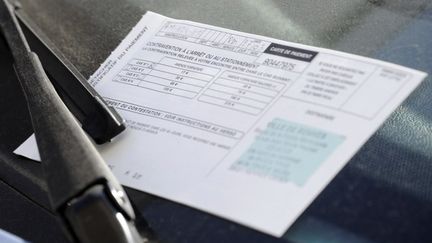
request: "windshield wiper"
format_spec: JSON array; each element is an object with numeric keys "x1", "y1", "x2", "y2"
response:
[{"x1": 0, "y1": 1, "x2": 156, "y2": 242}]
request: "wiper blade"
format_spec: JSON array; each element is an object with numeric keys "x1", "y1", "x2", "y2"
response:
[{"x1": 15, "y1": 7, "x2": 125, "y2": 144}]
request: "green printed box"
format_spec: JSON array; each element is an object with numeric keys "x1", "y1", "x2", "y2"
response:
[{"x1": 230, "y1": 119, "x2": 345, "y2": 186}]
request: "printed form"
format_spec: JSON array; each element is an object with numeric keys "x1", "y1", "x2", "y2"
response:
[{"x1": 16, "y1": 12, "x2": 427, "y2": 236}]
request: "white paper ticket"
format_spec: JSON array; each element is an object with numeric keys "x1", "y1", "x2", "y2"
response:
[{"x1": 15, "y1": 12, "x2": 427, "y2": 236}]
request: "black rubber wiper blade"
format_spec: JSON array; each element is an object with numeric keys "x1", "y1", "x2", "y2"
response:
[{"x1": 15, "y1": 8, "x2": 125, "y2": 144}]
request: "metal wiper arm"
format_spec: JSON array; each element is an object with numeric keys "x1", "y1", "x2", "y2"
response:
[{"x1": 0, "y1": 1, "x2": 154, "y2": 242}]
